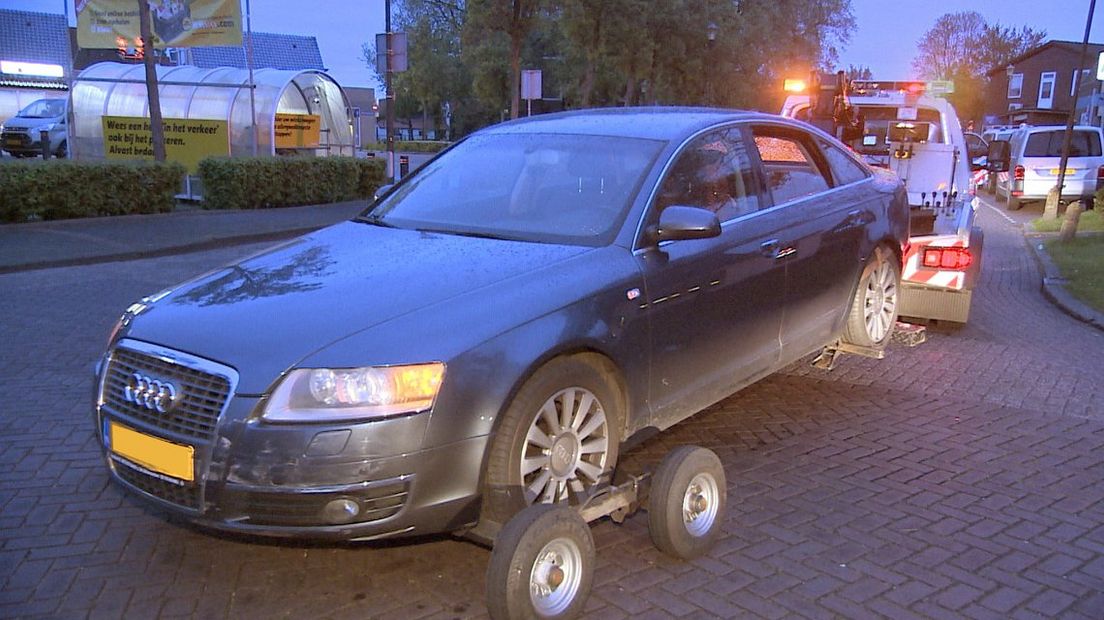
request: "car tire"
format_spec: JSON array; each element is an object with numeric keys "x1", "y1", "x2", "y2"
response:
[
  {"x1": 486, "y1": 504, "x2": 594, "y2": 620},
  {"x1": 648, "y1": 446, "x2": 726, "y2": 560},
  {"x1": 55, "y1": 140, "x2": 67, "y2": 159},
  {"x1": 482, "y1": 354, "x2": 622, "y2": 525},
  {"x1": 1008, "y1": 196, "x2": 1022, "y2": 210},
  {"x1": 842, "y1": 245, "x2": 900, "y2": 350}
]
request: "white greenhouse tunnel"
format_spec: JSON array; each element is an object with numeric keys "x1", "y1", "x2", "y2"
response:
[{"x1": 70, "y1": 62, "x2": 354, "y2": 160}]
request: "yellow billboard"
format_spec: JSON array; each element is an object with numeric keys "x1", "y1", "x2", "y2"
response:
[
  {"x1": 274, "y1": 114, "x2": 322, "y2": 149},
  {"x1": 102, "y1": 116, "x2": 229, "y2": 173},
  {"x1": 77, "y1": 0, "x2": 243, "y2": 49}
]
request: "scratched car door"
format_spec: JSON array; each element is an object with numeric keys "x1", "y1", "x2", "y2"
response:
[{"x1": 635, "y1": 126, "x2": 786, "y2": 430}]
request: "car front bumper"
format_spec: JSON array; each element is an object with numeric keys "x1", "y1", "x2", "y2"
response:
[{"x1": 94, "y1": 341, "x2": 488, "y2": 541}]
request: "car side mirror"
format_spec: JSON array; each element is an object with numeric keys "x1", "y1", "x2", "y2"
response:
[
  {"x1": 373, "y1": 183, "x2": 394, "y2": 202},
  {"x1": 646, "y1": 206, "x2": 721, "y2": 244},
  {"x1": 986, "y1": 140, "x2": 1011, "y2": 173}
]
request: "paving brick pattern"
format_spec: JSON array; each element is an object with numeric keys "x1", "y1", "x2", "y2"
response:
[{"x1": 2, "y1": 197, "x2": 1103, "y2": 618}]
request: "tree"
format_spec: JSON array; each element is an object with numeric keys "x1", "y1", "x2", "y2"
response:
[
  {"x1": 913, "y1": 12, "x2": 1046, "y2": 123},
  {"x1": 465, "y1": 0, "x2": 547, "y2": 119},
  {"x1": 362, "y1": 1, "x2": 467, "y2": 138}
]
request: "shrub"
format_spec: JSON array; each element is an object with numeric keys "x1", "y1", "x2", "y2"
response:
[
  {"x1": 362, "y1": 140, "x2": 449, "y2": 153},
  {"x1": 0, "y1": 160, "x2": 185, "y2": 222},
  {"x1": 198, "y1": 156, "x2": 387, "y2": 210}
]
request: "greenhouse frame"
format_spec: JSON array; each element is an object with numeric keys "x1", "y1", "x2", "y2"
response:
[{"x1": 70, "y1": 62, "x2": 355, "y2": 162}]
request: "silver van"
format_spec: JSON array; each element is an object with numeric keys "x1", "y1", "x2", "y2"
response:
[
  {"x1": 0, "y1": 98, "x2": 68, "y2": 158},
  {"x1": 995, "y1": 125, "x2": 1103, "y2": 210}
]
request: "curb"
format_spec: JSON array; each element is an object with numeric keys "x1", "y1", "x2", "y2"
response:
[
  {"x1": 1023, "y1": 233, "x2": 1104, "y2": 333},
  {"x1": 0, "y1": 227, "x2": 318, "y2": 274}
]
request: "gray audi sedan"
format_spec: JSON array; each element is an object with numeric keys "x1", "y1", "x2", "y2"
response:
[{"x1": 95, "y1": 108, "x2": 909, "y2": 542}]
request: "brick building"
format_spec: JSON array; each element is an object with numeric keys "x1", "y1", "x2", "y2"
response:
[{"x1": 983, "y1": 40, "x2": 1104, "y2": 127}]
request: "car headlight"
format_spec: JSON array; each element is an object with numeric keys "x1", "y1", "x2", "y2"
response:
[{"x1": 262, "y1": 363, "x2": 445, "y2": 423}]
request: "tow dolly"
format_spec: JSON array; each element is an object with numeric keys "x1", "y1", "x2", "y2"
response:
[
  {"x1": 811, "y1": 320, "x2": 928, "y2": 370},
  {"x1": 485, "y1": 445, "x2": 726, "y2": 619}
]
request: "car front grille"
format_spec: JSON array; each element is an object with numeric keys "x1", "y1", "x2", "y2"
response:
[
  {"x1": 113, "y1": 457, "x2": 201, "y2": 510},
  {"x1": 99, "y1": 340, "x2": 238, "y2": 511},
  {"x1": 101, "y1": 344, "x2": 233, "y2": 442}
]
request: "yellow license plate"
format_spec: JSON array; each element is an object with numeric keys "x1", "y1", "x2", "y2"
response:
[
  {"x1": 1049, "y1": 168, "x2": 1076, "y2": 175},
  {"x1": 110, "y1": 421, "x2": 194, "y2": 482}
]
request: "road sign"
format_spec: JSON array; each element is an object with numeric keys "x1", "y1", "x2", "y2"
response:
[
  {"x1": 376, "y1": 32, "x2": 408, "y2": 74},
  {"x1": 521, "y1": 70, "x2": 542, "y2": 100}
]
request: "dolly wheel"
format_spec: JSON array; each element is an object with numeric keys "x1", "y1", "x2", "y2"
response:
[
  {"x1": 486, "y1": 504, "x2": 594, "y2": 619},
  {"x1": 648, "y1": 446, "x2": 726, "y2": 560}
]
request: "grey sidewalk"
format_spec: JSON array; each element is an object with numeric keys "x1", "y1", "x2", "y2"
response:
[{"x1": 0, "y1": 200, "x2": 368, "y2": 273}]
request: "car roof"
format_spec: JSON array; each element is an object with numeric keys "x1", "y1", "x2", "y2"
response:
[{"x1": 477, "y1": 107, "x2": 777, "y2": 142}]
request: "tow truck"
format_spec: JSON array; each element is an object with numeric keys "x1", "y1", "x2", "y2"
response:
[{"x1": 781, "y1": 74, "x2": 984, "y2": 326}]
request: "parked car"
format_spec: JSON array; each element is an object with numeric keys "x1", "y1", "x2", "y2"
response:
[
  {"x1": 978, "y1": 127, "x2": 1018, "y2": 193},
  {"x1": 993, "y1": 125, "x2": 1104, "y2": 210},
  {"x1": 0, "y1": 98, "x2": 68, "y2": 158},
  {"x1": 94, "y1": 108, "x2": 909, "y2": 542}
]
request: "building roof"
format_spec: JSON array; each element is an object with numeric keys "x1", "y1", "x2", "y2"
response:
[
  {"x1": 986, "y1": 40, "x2": 1104, "y2": 76},
  {"x1": 190, "y1": 32, "x2": 325, "y2": 71},
  {"x1": 0, "y1": 9, "x2": 72, "y2": 85}
]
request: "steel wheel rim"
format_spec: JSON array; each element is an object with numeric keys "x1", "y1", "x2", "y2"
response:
[
  {"x1": 863, "y1": 259, "x2": 897, "y2": 342},
  {"x1": 682, "y1": 472, "x2": 720, "y2": 537},
  {"x1": 528, "y1": 537, "x2": 583, "y2": 615},
  {"x1": 520, "y1": 387, "x2": 610, "y2": 505}
]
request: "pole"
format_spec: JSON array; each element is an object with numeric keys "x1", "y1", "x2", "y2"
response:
[
  {"x1": 245, "y1": 0, "x2": 259, "y2": 156},
  {"x1": 137, "y1": 0, "x2": 166, "y2": 161},
  {"x1": 1055, "y1": 0, "x2": 1097, "y2": 201},
  {"x1": 64, "y1": 0, "x2": 75, "y2": 160},
  {"x1": 385, "y1": 0, "x2": 396, "y2": 181}
]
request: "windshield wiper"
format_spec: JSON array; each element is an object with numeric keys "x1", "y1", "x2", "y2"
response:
[
  {"x1": 415, "y1": 227, "x2": 513, "y2": 241},
  {"x1": 356, "y1": 214, "x2": 398, "y2": 228}
]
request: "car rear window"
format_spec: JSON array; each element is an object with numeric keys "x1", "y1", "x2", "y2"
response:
[{"x1": 1024, "y1": 130, "x2": 1102, "y2": 157}]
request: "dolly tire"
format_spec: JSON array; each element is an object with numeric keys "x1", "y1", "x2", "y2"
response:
[
  {"x1": 486, "y1": 504, "x2": 594, "y2": 620},
  {"x1": 648, "y1": 446, "x2": 726, "y2": 560}
]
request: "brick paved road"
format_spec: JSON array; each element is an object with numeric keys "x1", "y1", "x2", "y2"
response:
[{"x1": 2, "y1": 198, "x2": 1103, "y2": 618}]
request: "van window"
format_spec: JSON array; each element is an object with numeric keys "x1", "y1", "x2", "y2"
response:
[
  {"x1": 851, "y1": 106, "x2": 944, "y2": 156},
  {"x1": 1024, "y1": 130, "x2": 1102, "y2": 157}
]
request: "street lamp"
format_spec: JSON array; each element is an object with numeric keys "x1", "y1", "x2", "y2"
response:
[{"x1": 706, "y1": 22, "x2": 718, "y2": 105}]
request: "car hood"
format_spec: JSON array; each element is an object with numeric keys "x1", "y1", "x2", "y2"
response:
[
  {"x1": 3, "y1": 116, "x2": 61, "y2": 130},
  {"x1": 124, "y1": 221, "x2": 594, "y2": 393}
]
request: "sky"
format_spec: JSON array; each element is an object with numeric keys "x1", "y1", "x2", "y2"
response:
[{"x1": 6, "y1": 0, "x2": 1104, "y2": 90}]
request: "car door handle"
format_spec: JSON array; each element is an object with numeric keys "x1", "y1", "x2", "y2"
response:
[{"x1": 760, "y1": 239, "x2": 780, "y2": 257}]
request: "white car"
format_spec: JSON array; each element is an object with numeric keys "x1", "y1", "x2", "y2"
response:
[{"x1": 994, "y1": 125, "x2": 1104, "y2": 210}]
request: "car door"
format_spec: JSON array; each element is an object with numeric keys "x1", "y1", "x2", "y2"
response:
[
  {"x1": 747, "y1": 125, "x2": 868, "y2": 363},
  {"x1": 634, "y1": 126, "x2": 786, "y2": 430}
]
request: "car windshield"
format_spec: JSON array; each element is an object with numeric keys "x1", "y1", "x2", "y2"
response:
[
  {"x1": 362, "y1": 133, "x2": 663, "y2": 246},
  {"x1": 17, "y1": 99, "x2": 66, "y2": 119},
  {"x1": 1024, "y1": 130, "x2": 1102, "y2": 157}
]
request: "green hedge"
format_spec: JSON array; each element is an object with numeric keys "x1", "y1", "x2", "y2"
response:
[
  {"x1": 362, "y1": 140, "x2": 449, "y2": 153},
  {"x1": 0, "y1": 160, "x2": 185, "y2": 222},
  {"x1": 199, "y1": 156, "x2": 387, "y2": 210}
]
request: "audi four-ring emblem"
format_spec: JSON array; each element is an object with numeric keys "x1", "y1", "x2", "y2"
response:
[{"x1": 123, "y1": 372, "x2": 178, "y2": 413}]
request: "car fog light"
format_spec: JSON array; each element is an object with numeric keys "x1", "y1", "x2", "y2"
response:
[{"x1": 322, "y1": 498, "x2": 360, "y2": 524}]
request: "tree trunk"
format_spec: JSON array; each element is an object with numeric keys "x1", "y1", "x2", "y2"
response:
[{"x1": 137, "y1": 0, "x2": 166, "y2": 161}]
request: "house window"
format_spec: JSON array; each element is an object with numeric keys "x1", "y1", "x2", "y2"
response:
[
  {"x1": 1038, "y1": 72, "x2": 1057, "y2": 109},
  {"x1": 1008, "y1": 73, "x2": 1023, "y2": 99}
]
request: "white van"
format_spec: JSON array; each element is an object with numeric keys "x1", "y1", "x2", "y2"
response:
[{"x1": 994, "y1": 125, "x2": 1104, "y2": 210}]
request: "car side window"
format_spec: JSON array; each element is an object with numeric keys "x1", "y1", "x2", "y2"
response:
[
  {"x1": 751, "y1": 128, "x2": 831, "y2": 204},
  {"x1": 819, "y1": 140, "x2": 870, "y2": 186},
  {"x1": 655, "y1": 128, "x2": 761, "y2": 222}
]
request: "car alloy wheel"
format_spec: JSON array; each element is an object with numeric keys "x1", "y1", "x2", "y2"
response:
[
  {"x1": 862, "y1": 256, "x2": 898, "y2": 343},
  {"x1": 520, "y1": 387, "x2": 610, "y2": 504}
]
